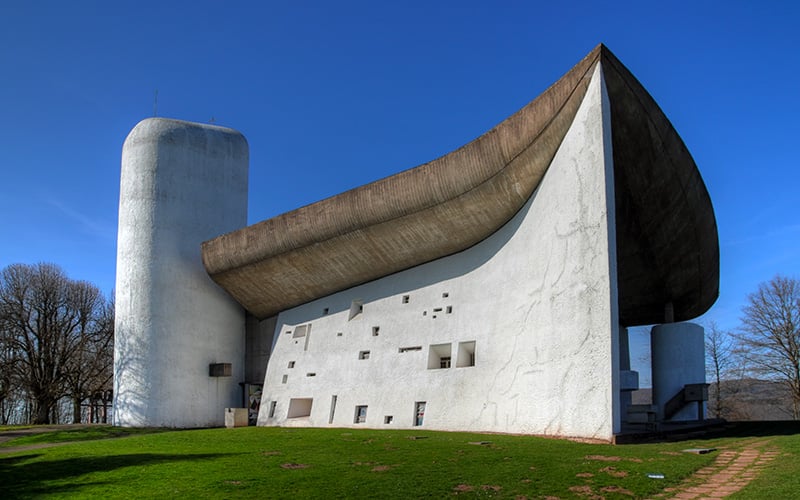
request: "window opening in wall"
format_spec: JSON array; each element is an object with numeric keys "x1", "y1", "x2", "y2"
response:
[
  {"x1": 304, "y1": 329, "x2": 312, "y2": 351},
  {"x1": 384, "y1": 415, "x2": 393, "y2": 424},
  {"x1": 457, "y1": 341, "x2": 476, "y2": 367},
  {"x1": 337, "y1": 332, "x2": 343, "y2": 337},
  {"x1": 288, "y1": 361, "x2": 295, "y2": 368},
  {"x1": 293, "y1": 325, "x2": 309, "y2": 338},
  {"x1": 282, "y1": 374, "x2": 288, "y2": 384},
  {"x1": 323, "y1": 307, "x2": 329, "y2": 315},
  {"x1": 414, "y1": 401, "x2": 426, "y2": 426},
  {"x1": 372, "y1": 326, "x2": 380, "y2": 336},
  {"x1": 428, "y1": 343, "x2": 452, "y2": 369},
  {"x1": 402, "y1": 295, "x2": 410, "y2": 304},
  {"x1": 354, "y1": 405, "x2": 368, "y2": 424},
  {"x1": 285, "y1": 330, "x2": 292, "y2": 335},
  {"x1": 349, "y1": 300, "x2": 364, "y2": 320},
  {"x1": 358, "y1": 350, "x2": 370, "y2": 360},
  {"x1": 398, "y1": 346, "x2": 422, "y2": 353},
  {"x1": 423, "y1": 311, "x2": 427, "y2": 316},
  {"x1": 329, "y1": 395, "x2": 337, "y2": 424},
  {"x1": 446, "y1": 306, "x2": 453, "y2": 314},
  {"x1": 287, "y1": 398, "x2": 313, "y2": 418},
  {"x1": 268, "y1": 401, "x2": 277, "y2": 418},
  {"x1": 442, "y1": 292, "x2": 449, "y2": 298},
  {"x1": 433, "y1": 308, "x2": 442, "y2": 313},
  {"x1": 306, "y1": 372, "x2": 316, "y2": 377}
]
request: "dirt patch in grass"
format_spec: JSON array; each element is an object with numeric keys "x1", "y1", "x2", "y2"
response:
[
  {"x1": 576, "y1": 472, "x2": 594, "y2": 478},
  {"x1": 371, "y1": 465, "x2": 391, "y2": 472},
  {"x1": 569, "y1": 484, "x2": 602, "y2": 499},
  {"x1": 280, "y1": 463, "x2": 309, "y2": 469},
  {"x1": 584, "y1": 454, "x2": 622, "y2": 462},
  {"x1": 600, "y1": 485, "x2": 634, "y2": 496},
  {"x1": 599, "y1": 466, "x2": 628, "y2": 477},
  {"x1": 453, "y1": 484, "x2": 474, "y2": 493}
]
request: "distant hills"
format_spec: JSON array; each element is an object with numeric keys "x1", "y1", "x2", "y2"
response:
[{"x1": 632, "y1": 379, "x2": 795, "y2": 421}]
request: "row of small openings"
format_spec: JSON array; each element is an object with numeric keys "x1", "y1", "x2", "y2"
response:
[
  {"x1": 403, "y1": 291, "x2": 448, "y2": 304},
  {"x1": 353, "y1": 402, "x2": 426, "y2": 426},
  {"x1": 423, "y1": 306, "x2": 453, "y2": 318}
]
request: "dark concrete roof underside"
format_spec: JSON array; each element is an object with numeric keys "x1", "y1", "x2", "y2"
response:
[{"x1": 202, "y1": 44, "x2": 719, "y2": 325}]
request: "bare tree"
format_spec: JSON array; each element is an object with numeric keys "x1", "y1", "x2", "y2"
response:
[
  {"x1": 739, "y1": 275, "x2": 800, "y2": 419},
  {"x1": 63, "y1": 294, "x2": 114, "y2": 423},
  {"x1": 0, "y1": 263, "x2": 108, "y2": 424},
  {"x1": 705, "y1": 321, "x2": 734, "y2": 418}
]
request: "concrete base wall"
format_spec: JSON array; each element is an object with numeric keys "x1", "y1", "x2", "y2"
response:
[
  {"x1": 258, "y1": 64, "x2": 620, "y2": 440},
  {"x1": 114, "y1": 118, "x2": 248, "y2": 428}
]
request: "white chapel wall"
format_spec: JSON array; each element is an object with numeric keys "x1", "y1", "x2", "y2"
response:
[{"x1": 258, "y1": 64, "x2": 621, "y2": 440}]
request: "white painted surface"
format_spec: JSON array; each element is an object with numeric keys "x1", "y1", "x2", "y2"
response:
[
  {"x1": 651, "y1": 322, "x2": 706, "y2": 421},
  {"x1": 114, "y1": 118, "x2": 248, "y2": 427},
  {"x1": 258, "y1": 64, "x2": 621, "y2": 440}
]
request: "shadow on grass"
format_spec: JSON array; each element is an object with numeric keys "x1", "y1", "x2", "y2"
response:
[
  {"x1": 700, "y1": 421, "x2": 800, "y2": 440},
  {"x1": 0, "y1": 452, "x2": 237, "y2": 497}
]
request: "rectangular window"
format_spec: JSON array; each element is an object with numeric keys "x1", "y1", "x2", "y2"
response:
[
  {"x1": 287, "y1": 398, "x2": 313, "y2": 418},
  {"x1": 358, "y1": 350, "x2": 370, "y2": 360},
  {"x1": 427, "y1": 343, "x2": 452, "y2": 369},
  {"x1": 329, "y1": 395, "x2": 337, "y2": 424},
  {"x1": 323, "y1": 307, "x2": 329, "y2": 315},
  {"x1": 354, "y1": 405, "x2": 368, "y2": 424},
  {"x1": 293, "y1": 325, "x2": 309, "y2": 338},
  {"x1": 457, "y1": 341, "x2": 476, "y2": 367},
  {"x1": 282, "y1": 374, "x2": 288, "y2": 384},
  {"x1": 268, "y1": 401, "x2": 277, "y2": 418},
  {"x1": 402, "y1": 295, "x2": 410, "y2": 304},
  {"x1": 398, "y1": 346, "x2": 422, "y2": 353},
  {"x1": 349, "y1": 300, "x2": 364, "y2": 320},
  {"x1": 288, "y1": 361, "x2": 295, "y2": 368},
  {"x1": 414, "y1": 401, "x2": 426, "y2": 426},
  {"x1": 306, "y1": 372, "x2": 316, "y2": 377},
  {"x1": 384, "y1": 415, "x2": 393, "y2": 424},
  {"x1": 372, "y1": 326, "x2": 380, "y2": 336}
]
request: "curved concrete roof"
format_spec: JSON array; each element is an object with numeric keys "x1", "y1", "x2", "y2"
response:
[{"x1": 202, "y1": 44, "x2": 719, "y2": 325}]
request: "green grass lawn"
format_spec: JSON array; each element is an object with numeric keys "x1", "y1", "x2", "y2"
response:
[{"x1": 1, "y1": 424, "x2": 797, "y2": 499}]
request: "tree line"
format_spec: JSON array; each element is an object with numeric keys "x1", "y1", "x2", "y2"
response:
[
  {"x1": 0, "y1": 263, "x2": 113, "y2": 425},
  {"x1": 706, "y1": 274, "x2": 800, "y2": 420}
]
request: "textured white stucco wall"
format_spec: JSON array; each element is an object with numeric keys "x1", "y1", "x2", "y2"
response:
[
  {"x1": 114, "y1": 118, "x2": 248, "y2": 427},
  {"x1": 258, "y1": 64, "x2": 621, "y2": 440}
]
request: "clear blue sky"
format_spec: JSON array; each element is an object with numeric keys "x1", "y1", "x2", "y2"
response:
[{"x1": 1, "y1": 2, "x2": 798, "y2": 380}]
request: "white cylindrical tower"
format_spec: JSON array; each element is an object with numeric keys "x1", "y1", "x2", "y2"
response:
[
  {"x1": 651, "y1": 322, "x2": 705, "y2": 421},
  {"x1": 114, "y1": 118, "x2": 248, "y2": 427}
]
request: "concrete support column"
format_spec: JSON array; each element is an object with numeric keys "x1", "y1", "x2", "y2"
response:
[{"x1": 650, "y1": 322, "x2": 705, "y2": 421}]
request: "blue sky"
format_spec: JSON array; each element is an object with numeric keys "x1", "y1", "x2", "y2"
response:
[{"x1": 1, "y1": 2, "x2": 798, "y2": 380}]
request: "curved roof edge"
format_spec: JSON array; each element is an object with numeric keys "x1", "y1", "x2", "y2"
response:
[{"x1": 202, "y1": 44, "x2": 719, "y2": 323}]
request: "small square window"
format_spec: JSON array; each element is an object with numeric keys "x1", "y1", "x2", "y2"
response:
[
  {"x1": 323, "y1": 307, "x2": 329, "y2": 315},
  {"x1": 337, "y1": 332, "x2": 343, "y2": 337},
  {"x1": 446, "y1": 306, "x2": 452, "y2": 314},
  {"x1": 282, "y1": 374, "x2": 288, "y2": 384},
  {"x1": 440, "y1": 356, "x2": 451, "y2": 369},
  {"x1": 288, "y1": 361, "x2": 295, "y2": 368},
  {"x1": 372, "y1": 326, "x2": 380, "y2": 336},
  {"x1": 384, "y1": 415, "x2": 393, "y2": 424},
  {"x1": 402, "y1": 295, "x2": 410, "y2": 304},
  {"x1": 442, "y1": 292, "x2": 449, "y2": 298},
  {"x1": 358, "y1": 350, "x2": 370, "y2": 360}
]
